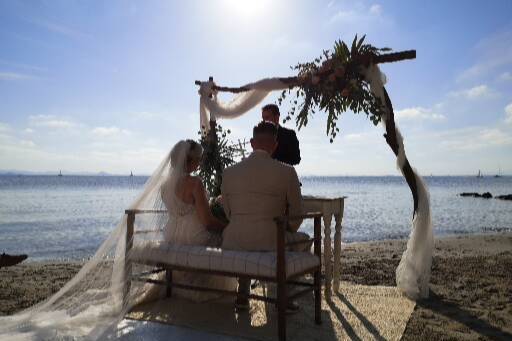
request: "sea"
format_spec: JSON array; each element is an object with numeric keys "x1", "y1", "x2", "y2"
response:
[{"x1": 1, "y1": 175, "x2": 511, "y2": 262}]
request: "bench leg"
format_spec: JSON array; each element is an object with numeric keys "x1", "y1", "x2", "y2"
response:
[
  {"x1": 166, "y1": 269, "x2": 173, "y2": 298},
  {"x1": 314, "y1": 269, "x2": 322, "y2": 325},
  {"x1": 277, "y1": 278, "x2": 287, "y2": 341}
]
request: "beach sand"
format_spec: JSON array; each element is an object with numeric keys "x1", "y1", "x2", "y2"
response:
[{"x1": 1, "y1": 233, "x2": 511, "y2": 340}]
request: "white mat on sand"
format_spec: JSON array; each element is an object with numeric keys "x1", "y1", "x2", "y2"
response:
[{"x1": 127, "y1": 282, "x2": 415, "y2": 341}]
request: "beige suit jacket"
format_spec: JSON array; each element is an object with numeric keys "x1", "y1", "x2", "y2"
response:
[{"x1": 221, "y1": 150, "x2": 303, "y2": 251}]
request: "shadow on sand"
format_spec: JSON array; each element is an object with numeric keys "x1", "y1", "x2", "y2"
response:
[{"x1": 413, "y1": 290, "x2": 512, "y2": 340}]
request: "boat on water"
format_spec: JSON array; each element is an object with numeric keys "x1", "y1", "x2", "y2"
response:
[
  {"x1": 58, "y1": 170, "x2": 63, "y2": 177},
  {"x1": 130, "y1": 171, "x2": 133, "y2": 177},
  {"x1": 494, "y1": 166, "x2": 502, "y2": 178},
  {"x1": 476, "y1": 170, "x2": 483, "y2": 178}
]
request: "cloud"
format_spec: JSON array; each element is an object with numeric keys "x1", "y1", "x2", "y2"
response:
[
  {"x1": 449, "y1": 84, "x2": 497, "y2": 100},
  {"x1": 29, "y1": 115, "x2": 76, "y2": 129},
  {"x1": 369, "y1": 4, "x2": 382, "y2": 15},
  {"x1": 505, "y1": 103, "x2": 512, "y2": 125},
  {"x1": 0, "y1": 72, "x2": 36, "y2": 81},
  {"x1": 29, "y1": 19, "x2": 91, "y2": 39},
  {"x1": 328, "y1": 3, "x2": 388, "y2": 26},
  {"x1": 0, "y1": 59, "x2": 48, "y2": 73},
  {"x1": 91, "y1": 126, "x2": 130, "y2": 137},
  {"x1": 498, "y1": 71, "x2": 512, "y2": 82},
  {"x1": 438, "y1": 126, "x2": 512, "y2": 151},
  {"x1": 396, "y1": 107, "x2": 445, "y2": 121},
  {"x1": 19, "y1": 140, "x2": 36, "y2": 148},
  {"x1": 23, "y1": 128, "x2": 34, "y2": 133},
  {"x1": 457, "y1": 30, "x2": 512, "y2": 82},
  {"x1": 0, "y1": 122, "x2": 12, "y2": 133}
]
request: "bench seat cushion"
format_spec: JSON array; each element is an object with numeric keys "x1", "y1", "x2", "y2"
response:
[{"x1": 130, "y1": 241, "x2": 320, "y2": 279}]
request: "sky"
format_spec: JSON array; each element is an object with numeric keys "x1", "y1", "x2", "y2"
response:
[{"x1": 1, "y1": 0, "x2": 511, "y2": 176}]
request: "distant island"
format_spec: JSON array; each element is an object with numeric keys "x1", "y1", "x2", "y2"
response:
[{"x1": 0, "y1": 170, "x2": 144, "y2": 176}]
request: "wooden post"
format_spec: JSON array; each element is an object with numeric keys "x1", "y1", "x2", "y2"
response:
[
  {"x1": 314, "y1": 216, "x2": 322, "y2": 325},
  {"x1": 124, "y1": 211, "x2": 135, "y2": 307},
  {"x1": 276, "y1": 217, "x2": 287, "y2": 341},
  {"x1": 166, "y1": 269, "x2": 173, "y2": 298},
  {"x1": 194, "y1": 50, "x2": 416, "y2": 93},
  {"x1": 333, "y1": 199, "x2": 344, "y2": 292}
]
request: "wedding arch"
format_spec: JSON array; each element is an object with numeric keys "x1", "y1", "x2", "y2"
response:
[{"x1": 195, "y1": 36, "x2": 433, "y2": 300}]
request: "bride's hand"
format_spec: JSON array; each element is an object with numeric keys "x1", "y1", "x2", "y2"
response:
[{"x1": 215, "y1": 195, "x2": 223, "y2": 206}]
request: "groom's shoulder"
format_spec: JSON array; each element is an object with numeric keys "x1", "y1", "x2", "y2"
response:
[
  {"x1": 270, "y1": 157, "x2": 297, "y2": 175},
  {"x1": 278, "y1": 125, "x2": 297, "y2": 136}
]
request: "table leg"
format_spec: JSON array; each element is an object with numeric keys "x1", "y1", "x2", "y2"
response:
[
  {"x1": 322, "y1": 213, "x2": 333, "y2": 298},
  {"x1": 333, "y1": 213, "x2": 343, "y2": 292}
]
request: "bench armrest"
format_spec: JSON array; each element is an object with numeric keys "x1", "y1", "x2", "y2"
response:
[{"x1": 273, "y1": 211, "x2": 323, "y2": 224}]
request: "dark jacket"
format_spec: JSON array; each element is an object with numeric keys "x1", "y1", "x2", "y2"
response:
[{"x1": 272, "y1": 125, "x2": 301, "y2": 166}]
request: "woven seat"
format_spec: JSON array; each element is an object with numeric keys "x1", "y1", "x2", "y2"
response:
[{"x1": 130, "y1": 240, "x2": 320, "y2": 279}]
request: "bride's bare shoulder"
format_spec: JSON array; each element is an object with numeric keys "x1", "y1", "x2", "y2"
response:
[{"x1": 186, "y1": 175, "x2": 204, "y2": 189}]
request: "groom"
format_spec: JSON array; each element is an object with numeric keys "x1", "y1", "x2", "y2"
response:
[
  {"x1": 221, "y1": 121, "x2": 306, "y2": 308},
  {"x1": 261, "y1": 104, "x2": 301, "y2": 166}
]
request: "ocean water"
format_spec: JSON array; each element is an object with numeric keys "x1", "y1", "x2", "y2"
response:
[{"x1": 1, "y1": 175, "x2": 511, "y2": 261}]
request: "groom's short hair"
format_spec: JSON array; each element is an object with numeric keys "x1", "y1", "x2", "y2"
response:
[
  {"x1": 253, "y1": 121, "x2": 277, "y2": 140},
  {"x1": 262, "y1": 104, "x2": 280, "y2": 117}
]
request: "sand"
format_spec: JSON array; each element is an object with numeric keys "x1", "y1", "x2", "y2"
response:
[{"x1": 1, "y1": 233, "x2": 511, "y2": 340}]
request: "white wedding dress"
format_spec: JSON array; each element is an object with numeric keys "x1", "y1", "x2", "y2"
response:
[
  {"x1": 161, "y1": 178, "x2": 215, "y2": 246},
  {"x1": 158, "y1": 175, "x2": 236, "y2": 302}
]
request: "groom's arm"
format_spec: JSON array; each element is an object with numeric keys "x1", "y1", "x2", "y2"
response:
[
  {"x1": 287, "y1": 129, "x2": 301, "y2": 166},
  {"x1": 286, "y1": 167, "x2": 303, "y2": 231},
  {"x1": 221, "y1": 178, "x2": 231, "y2": 219}
]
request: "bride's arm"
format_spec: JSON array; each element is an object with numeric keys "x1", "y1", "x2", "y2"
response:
[{"x1": 192, "y1": 179, "x2": 227, "y2": 231}]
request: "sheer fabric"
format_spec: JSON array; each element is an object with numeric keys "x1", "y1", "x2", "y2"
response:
[
  {"x1": 199, "y1": 78, "x2": 289, "y2": 133},
  {"x1": 0, "y1": 145, "x2": 181, "y2": 339}
]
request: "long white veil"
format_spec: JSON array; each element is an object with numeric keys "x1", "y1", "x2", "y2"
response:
[{"x1": 0, "y1": 142, "x2": 191, "y2": 340}]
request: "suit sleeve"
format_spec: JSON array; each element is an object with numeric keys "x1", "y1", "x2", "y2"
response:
[
  {"x1": 287, "y1": 167, "x2": 303, "y2": 231},
  {"x1": 289, "y1": 130, "x2": 301, "y2": 165}
]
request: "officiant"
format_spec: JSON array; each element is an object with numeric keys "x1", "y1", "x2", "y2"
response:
[{"x1": 261, "y1": 104, "x2": 301, "y2": 166}]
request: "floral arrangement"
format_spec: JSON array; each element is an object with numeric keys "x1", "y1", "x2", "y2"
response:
[
  {"x1": 198, "y1": 123, "x2": 238, "y2": 197},
  {"x1": 278, "y1": 35, "x2": 391, "y2": 142}
]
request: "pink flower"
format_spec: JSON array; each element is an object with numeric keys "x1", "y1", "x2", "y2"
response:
[{"x1": 335, "y1": 67, "x2": 345, "y2": 77}]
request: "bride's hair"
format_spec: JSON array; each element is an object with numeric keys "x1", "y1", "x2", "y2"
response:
[
  {"x1": 170, "y1": 139, "x2": 203, "y2": 170},
  {"x1": 185, "y1": 139, "x2": 202, "y2": 165}
]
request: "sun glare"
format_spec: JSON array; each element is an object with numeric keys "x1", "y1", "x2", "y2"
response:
[{"x1": 222, "y1": 0, "x2": 271, "y2": 18}]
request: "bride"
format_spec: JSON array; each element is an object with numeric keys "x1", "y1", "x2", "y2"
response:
[
  {"x1": 162, "y1": 139, "x2": 226, "y2": 246},
  {"x1": 157, "y1": 139, "x2": 237, "y2": 301},
  {"x1": 0, "y1": 139, "x2": 236, "y2": 340}
]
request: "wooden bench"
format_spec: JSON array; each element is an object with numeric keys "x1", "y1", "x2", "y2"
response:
[{"x1": 123, "y1": 209, "x2": 323, "y2": 341}]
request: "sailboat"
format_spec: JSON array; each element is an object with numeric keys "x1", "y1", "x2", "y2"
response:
[
  {"x1": 476, "y1": 170, "x2": 483, "y2": 178},
  {"x1": 130, "y1": 171, "x2": 133, "y2": 177},
  {"x1": 58, "y1": 170, "x2": 63, "y2": 177},
  {"x1": 494, "y1": 166, "x2": 502, "y2": 178}
]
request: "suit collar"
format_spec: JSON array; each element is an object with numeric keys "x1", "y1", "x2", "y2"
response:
[{"x1": 250, "y1": 150, "x2": 271, "y2": 158}]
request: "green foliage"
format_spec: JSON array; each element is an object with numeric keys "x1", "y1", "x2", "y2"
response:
[
  {"x1": 209, "y1": 199, "x2": 229, "y2": 224},
  {"x1": 278, "y1": 35, "x2": 390, "y2": 143},
  {"x1": 198, "y1": 123, "x2": 238, "y2": 197}
]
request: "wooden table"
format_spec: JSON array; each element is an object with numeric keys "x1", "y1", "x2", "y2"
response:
[{"x1": 302, "y1": 196, "x2": 346, "y2": 298}]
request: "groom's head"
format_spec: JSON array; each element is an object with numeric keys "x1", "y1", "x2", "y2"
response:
[{"x1": 251, "y1": 121, "x2": 278, "y2": 155}]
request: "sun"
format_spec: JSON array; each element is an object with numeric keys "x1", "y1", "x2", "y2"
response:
[{"x1": 222, "y1": 0, "x2": 271, "y2": 18}]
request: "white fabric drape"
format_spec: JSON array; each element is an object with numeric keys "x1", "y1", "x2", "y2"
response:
[
  {"x1": 363, "y1": 64, "x2": 433, "y2": 299},
  {"x1": 198, "y1": 77, "x2": 289, "y2": 133},
  {"x1": 199, "y1": 68, "x2": 433, "y2": 300}
]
